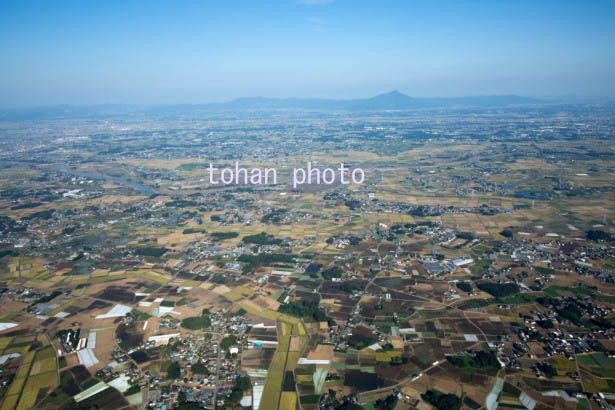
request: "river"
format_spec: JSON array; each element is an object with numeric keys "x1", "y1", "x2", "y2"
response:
[{"x1": 57, "y1": 165, "x2": 156, "y2": 195}]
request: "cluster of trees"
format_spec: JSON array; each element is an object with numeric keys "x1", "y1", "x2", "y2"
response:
[
  {"x1": 534, "y1": 266, "x2": 554, "y2": 275},
  {"x1": 447, "y1": 350, "x2": 500, "y2": 370},
  {"x1": 587, "y1": 230, "x2": 614, "y2": 242},
  {"x1": 500, "y1": 229, "x2": 513, "y2": 238},
  {"x1": 536, "y1": 296, "x2": 558, "y2": 307},
  {"x1": 389, "y1": 355, "x2": 403, "y2": 365},
  {"x1": 536, "y1": 296, "x2": 586, "y2": 326},
  {"x1": 374, "y1": 394, "x2": 398, "y2": 410},
  {"x1": 278, "y1": 300, "x2": 330, "y2": 323},
  {"x1": 11, "y1": 202, "x2": 43, "y2": 210},
  {"x1": 476, "y1": 282, "x2": 519, "y2": 298},
  {"x1": 388, "y1": 224, "x2": 405, "y2": 235},
  {"x1": 347, "y1": 334, "x2": 377, "y2": 350},
  {"x1": 456, "y1": 232, "x2": 475, "y2": 240},
  {"x1": 191, "y1": 362, "x2": 209, "y2": 375},
  {"x1": 344, "y1": 200, "x2": 362, "y2": 210},
  {"x1": 229, "y1": 376, "x2": 251, "y2": 403},
  {"x1": 167, "y1": 361, "x2": 182, "y2": 380},
  {"x1": 35, "y1": 290, "x2": 62, "y2": 304},
  {"x1": 166, "y1": 199, "x2": 199, "y2": 208},
  {"x1": 456, "y1": 282, "x2": 472, "y2": 293},
  {"x1": 555, "y1": 303, "x2": 584, "y2": 326},
  {"x1": 409, "y1": 205, "x2": 442, "y2": 217},
  {"x1": 421, "y1": 389, "x2": 462, "y2": 410},
  {"x1": 129, "y1": 309, "x2": 151, "y2": 321},
  {"x1": 23, "y1": 209, "x2": 54, "y2": 220},
  {"x1": 405, "y1": 221, "x2": 437, "y2": 229},
  {"x1": 261, "y1": 208, "x2": 288, "y2": 223},
  {"x1": 221, "y1": 335, "x2": 238, "y2": 351},
  {"x1": 181, "y1": 312, "x2": 212, "y2": 330},
  {"x1": 379, "y1": 343, "x2": 394, "y2": 352},
  {"x1": 537, "y1": 319, "x2": 554, "y2": 329},
  {"x1": 62, "y1": 226, "x2": 77, "y2": 235},
  {"x1": 176, "y1": 163, "x2": 204, "y2": 171},
  {"x1": 339, "y1": 283, "x2": 363, "y2": 294},
  {"x1": 0, "y1": 249, "x2": 19, "y2": 258},
  {"x1": 182, "y1": 227, "x2": 207, "y2": 234},
  {"x1": 536, "y1": 362, "x2": 558, "y2": 378},
  {"x1": 238, "y1": 253, "x2": 295, "y2": 273},
  {"x1": 322, "y1": 266, "x2": 343, "y2": 280},
  {"x1": 242, "y1": 232, "x2": 283, "y2": 245},
  {"x1": 134, "y1": 247, "x2": 169, "y2": 257},
  {"x1": 210, "y1": 231, "x2": 238, "y2": 241}
]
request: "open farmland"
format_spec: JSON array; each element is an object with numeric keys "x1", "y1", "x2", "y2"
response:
[{"x1": 0, "y1": 99, "x2": 614, "y2": 410}]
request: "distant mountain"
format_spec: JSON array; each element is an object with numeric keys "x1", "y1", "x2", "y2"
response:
[
  {"x1": 213, "y1": 90, "x2": 539, "y2": 110},
  {"x1": 347, "y1": 90, "x2": 421, "y2": 110},
  {"x1": 0, "y1": 91, "x2": 544, "y2": 120}
]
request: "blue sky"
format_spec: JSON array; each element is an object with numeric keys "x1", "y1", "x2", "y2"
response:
[{"x1": 1, "y1": 0, "x2": 614, "y2": 107}]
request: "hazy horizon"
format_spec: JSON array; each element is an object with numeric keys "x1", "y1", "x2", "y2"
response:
[
  {"x1": 1, "y1": 0, "x2": 614, "y2": 108},
  {"x1": 1, "y1": 91, "x2": 610, "y2": 111}
]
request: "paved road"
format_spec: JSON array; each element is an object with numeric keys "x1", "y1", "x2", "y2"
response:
[{"x1": 212, "y1": 333, "x2": 224, "y2": 407}]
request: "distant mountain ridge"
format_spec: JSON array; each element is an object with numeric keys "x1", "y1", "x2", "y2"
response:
[
  {"x1": 0, "y1": 91, "x2": 543, "y2": 120},
  {"x1": 222, "y1": 90, "x2": 540, "y2": 110}
]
